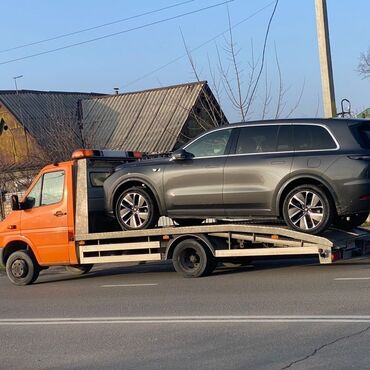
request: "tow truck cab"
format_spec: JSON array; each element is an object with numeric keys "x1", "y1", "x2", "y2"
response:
[{"x1": 0, "y1": 150, "x2": 139, "y2": 274}]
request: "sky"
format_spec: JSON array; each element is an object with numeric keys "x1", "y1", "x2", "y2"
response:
[{"x1": 1, "y1": 0, "x2": 369, "y2": 122}]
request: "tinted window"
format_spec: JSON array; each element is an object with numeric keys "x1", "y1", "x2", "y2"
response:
[
  {"x1": 236, "y1": 126, "x2": 279, "y2": 154},
  {"x1": 185, "y1": 129, "x2": 232, "y2": 157},
  {"x1": 276, "y1": 125, "x2": 293, "y2": 152},
  {"x1": 350, "y1": 123, "x2": 370, "y2": 149},
  {"x1": 293, "y1": 125, "x2": 336, "y2": 150},
  {"x1": 26, "y1": 171, "x2": 64, "y2": 208}
]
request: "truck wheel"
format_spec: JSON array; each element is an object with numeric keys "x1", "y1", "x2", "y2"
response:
[
  {"x1": 65, "y1": 264, "x2": 93, "y2": 275},
  {"x1": 172, "y1": 239, "x2": 216, "y2": 278},
  {"x1": 115, "y1": 187, "x2": 158, "y2": 230},
  {"x1": 6, "y1": 251, "x2": 40, "y2": 286},
  {"x1": 283, "y1": 185, "x2": 333, "y2": 235},
  {"x1": 333, "y1": 212, "x2": 369, "y2": 230}
]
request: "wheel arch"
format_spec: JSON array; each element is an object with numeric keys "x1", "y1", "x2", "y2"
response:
[
  {"x1": 165, "y1": 234, "x2": 215, "y2": 260},
  {"x1": 112, "y1": 178, "x2": 164, "y2": 216},
  {"x1": 276, "y1": 175, "x2": 339, "y2": 217},
  {"x1": 1, "y1": 240, "x2": 38, "y2": 267}
]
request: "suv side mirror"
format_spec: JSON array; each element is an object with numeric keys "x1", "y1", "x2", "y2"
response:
[
  {"x1": 171, "y1": 149, "x2": 194, "y2": 161},
  {"x1": 11, "y1": 194, "x2": 20, "y2": 211}
]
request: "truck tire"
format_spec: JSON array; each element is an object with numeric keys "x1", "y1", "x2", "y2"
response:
[
  {"x1": 333, "y1": 212, "x2": 369, "y2": 230},
  {"x1": 65, "y1": 264, "x2": 93, "y2": 275},
  {"x1": 283, "y1": 184, "x2": 333, "y2": 234},
  {"x1": 172, "y1": 239, "x2": 216, "y2": 278},
  {"x1": 115, "y1": 187, "x2": 158, "y2": 230},
  {"x1": 6, "y1": 250, "x2": 40, "y2": 286}
]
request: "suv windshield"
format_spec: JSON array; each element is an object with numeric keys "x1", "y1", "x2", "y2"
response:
[{"x1": 350, "y1": 123, "x2": 370, "y2": 149}]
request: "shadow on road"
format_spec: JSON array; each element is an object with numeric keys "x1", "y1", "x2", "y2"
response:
[{"x1": 31, "y1": 256, "x2": 343, "y2": 285}]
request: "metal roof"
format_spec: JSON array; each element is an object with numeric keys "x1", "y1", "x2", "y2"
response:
[
  {"x1": 0, "y1": 90, "x2": 102, "y2": 148},
  {"x1": 81, "y1": 81, "x2": 221, "y2": 152}
]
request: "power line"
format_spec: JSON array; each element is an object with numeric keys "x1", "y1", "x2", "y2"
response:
[
  {"x1": 244, "y1": 0, "x2": 279, "y2": 116},
  {"x1": 126, "y1": 1, "x2": 274, "y2": 87},
  {"x1": 0, "y1": 0, "x2": 194, "y2": 54},
  {"x1": 0, "y1": 0, "x2": 233, "y2": 66}
]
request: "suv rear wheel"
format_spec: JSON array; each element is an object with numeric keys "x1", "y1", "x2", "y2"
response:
[
  {"x1": 115, "y1": 187, "x2": 158, "y2": 230},
  {"x1": 283, "y1": 185, "x2": 333, "y2": 234}
]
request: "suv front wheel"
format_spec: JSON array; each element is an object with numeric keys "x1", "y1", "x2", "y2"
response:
[
  {"x1": 115, "y1": 186, "x2": 158, "y2": 230},
  {"x1": 282, "y1": 185, "x2": 333, "y2": 234}
]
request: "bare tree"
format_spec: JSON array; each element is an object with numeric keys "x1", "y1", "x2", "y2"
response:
[
  {"x1": 358, "y1": 48, "x2": 370, "y2": 79},
  {"x1": 181, "y1": 0, "x2": 306, "y2": 122}
]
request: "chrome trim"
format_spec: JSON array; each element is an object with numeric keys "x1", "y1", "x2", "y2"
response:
[{"x1": 183, "y1": 122, "x2": 340, "y2": 159}]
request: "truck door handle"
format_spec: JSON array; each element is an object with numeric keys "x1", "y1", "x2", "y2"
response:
[{"x1": 54, "y1": 211, "x2": 67, "y2": 217}]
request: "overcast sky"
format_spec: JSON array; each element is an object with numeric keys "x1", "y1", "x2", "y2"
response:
[{"x1": 1, "y1": 0, "x2": 369, "y2": 121}]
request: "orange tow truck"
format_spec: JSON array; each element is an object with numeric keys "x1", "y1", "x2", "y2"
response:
[{"x1": 1, "y1": 150, "x2": 369, "y2": 285}]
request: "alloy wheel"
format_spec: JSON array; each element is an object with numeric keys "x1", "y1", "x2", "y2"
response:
[
  {"x1": 118, "y1": 192, "x2": 150, "y2": 229},
  {"x1": 287, "y1": 190, "x2": 324, "y2": 230}
]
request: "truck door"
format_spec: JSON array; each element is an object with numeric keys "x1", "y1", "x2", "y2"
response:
[{"x1": 20, "y1": 169, "x2": 70, "y2": 264}]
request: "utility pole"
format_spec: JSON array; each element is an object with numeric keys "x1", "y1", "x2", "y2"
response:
[{"x1": 315, "y1": 0, "x2": 336, "y2": 117}]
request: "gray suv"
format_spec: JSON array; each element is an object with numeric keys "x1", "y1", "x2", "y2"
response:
[{"x1": 104, "y1": 119, "x2": 370, "y2": 234}]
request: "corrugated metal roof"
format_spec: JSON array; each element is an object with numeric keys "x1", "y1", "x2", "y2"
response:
[
  {"x1": 0, "y1": 90, "x2": 102, "y2": 148},
  {"x1": 81, "y1": 81, "x2": 220, "y2": 152}
]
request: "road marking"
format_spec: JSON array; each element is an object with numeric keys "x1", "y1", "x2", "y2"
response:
[
  {"x1": 101, "y1": 283, "x2": 158, "y2": 288},
  {"x1": 334, "y1": 277, "x2": 370, "y2": 281},
  {"x1": 1, "y1": 316, "x2": 370, "y2": 326}
]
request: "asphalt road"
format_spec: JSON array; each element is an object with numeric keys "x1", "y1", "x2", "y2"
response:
[{"x1": 1, "y1": 257, "x2": 370, "y2": 370}]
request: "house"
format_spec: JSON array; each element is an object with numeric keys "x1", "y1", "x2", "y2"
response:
[
  {"x1": 0, "y1": 90, "x2": 102, "y2": 169},
  {"x1": 80, "y1": 81, "x2": 228, "y2": 152},
  {"x1": 0, "y1": 90, "x2": 102, "y2": 193}
]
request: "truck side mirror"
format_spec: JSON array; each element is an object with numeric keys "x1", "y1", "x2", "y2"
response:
[
  {"x1": 11, "y1": 194, "x2": 20, "y2": 211},
  {"x1": 171, "y1": 149, "x2": 194, "y2": 161}
]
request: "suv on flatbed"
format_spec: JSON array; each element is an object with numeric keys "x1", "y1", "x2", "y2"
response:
[{"x1": 104, "y1": 118, "x2": 370, "y2": 234}]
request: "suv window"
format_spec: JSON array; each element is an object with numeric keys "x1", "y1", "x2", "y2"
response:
[
  {"x1": 236, "y1": 125, "x2": 290, "y2": 154},
  {"x1": 293, "y1": 125, "x2": 337, "y2": 151},
  {"x1": 26, "y1": 171, "x2": 65, "y2": 208},
  {"x1": 350, "y1": 123, "x2": 370, "y2": 149},
  {"x1": 185, "y1": 129, "x2": 232, "y2": 157}
]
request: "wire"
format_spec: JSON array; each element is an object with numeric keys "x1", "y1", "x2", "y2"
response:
[
  {"x1": 244, "y1": 0, "x2": 279, "y2": 116},
  {"x1": 0, "y1": 0, "x2": 195, "y2": 54},
  {"x1": 126, "y1": 1, "x2": 274, "y2": 87},
  {"x1": 0, "y1": 0, "x2": 233, "y2": 66}
]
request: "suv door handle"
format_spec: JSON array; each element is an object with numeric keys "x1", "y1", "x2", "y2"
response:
[{"x1": 54, "y1": 211, "x2": 67, "y2": 217}]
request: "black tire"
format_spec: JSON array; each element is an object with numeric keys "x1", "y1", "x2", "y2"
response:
[
  {"x1": 333, "y1": 212, "x2": 369, "y2": 230},
  {"x1": 282, "y1": 184, "x2": 333, "y2": 235},
  {"x1": 173, "y1": 218, "x2": 204, "y2": 227},
  {"x1": 65, "y1": 264, "x2": 94, "y2": 275},
  {"x1": 172, "y1": 239, "x2": 216, "y2": 278},
  {"x1": 6, "y1": 250, "x2": 40, "y2": 286},
  {"x1": 115, "y1": 186, "x2": 158, "y2": 230}
]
